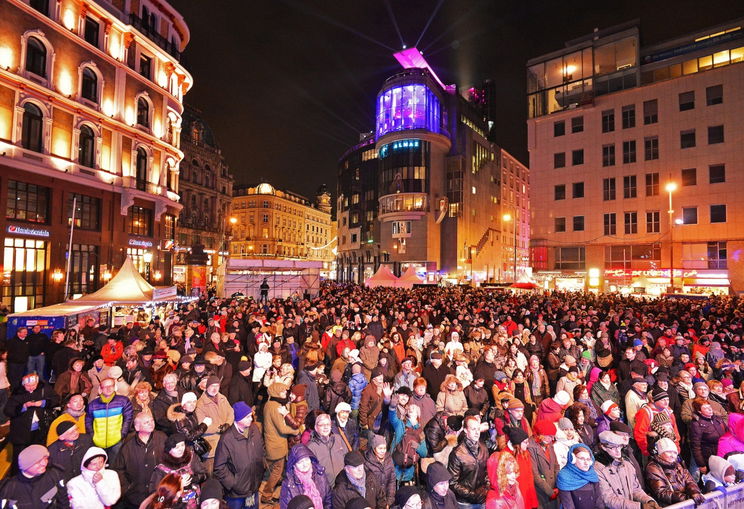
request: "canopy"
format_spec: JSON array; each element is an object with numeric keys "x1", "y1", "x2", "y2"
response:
[
  {"x1": 365, "y1": 265, "x2": 399, "y2": 288},
  {"x1": 74, "y1": 256, "x2": 177, "y2": 305},
  {"x1": 9, "y1": 301, "x2": 106, "y2": 318},
  {"x1": 396, "y1": 265, "x2": 424, "y2": 288},
  {"x1": 509, "y1": 282, "x2": 539, "y2": 290}
]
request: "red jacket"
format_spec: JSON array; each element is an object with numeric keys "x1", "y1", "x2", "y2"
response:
[
  {"x1": 633, "y1": 404, "x2": 680, "y2": 455},
  {"x1": 101, "y1": 341, "x2": 123, "y2": 366}
]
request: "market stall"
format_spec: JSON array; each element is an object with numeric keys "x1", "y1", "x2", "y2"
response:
[
  {"x1": 396, "y1": 265, "x2": 424, "y2": 289},
  {"x1": 6, "y1": 302, "x2": 109, "y2": 339},
  {"x1": 365, "y1": 265, "x2": 399, "y2": 288}
]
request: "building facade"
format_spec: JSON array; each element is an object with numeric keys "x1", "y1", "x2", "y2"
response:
[
  {"x1": 174, "y1": 106, "x2": 234, "y2": 286},
  {"x1": 337, "y1": 49, "x2": 529, "y2": 284},
  {"x1": 230, "y1": 183, "x2": 335, "y2": 266},
  {"x1": 0, "y1": 0, "x2": 191, "y2": 312},
  {"x1": 527, "y1": 19, "x2": 744, "y2": 294}
]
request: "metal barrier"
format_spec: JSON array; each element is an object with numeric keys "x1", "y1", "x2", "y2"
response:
[{"x1": 665, "y1": 483, "x2": 744, "y2": 509}]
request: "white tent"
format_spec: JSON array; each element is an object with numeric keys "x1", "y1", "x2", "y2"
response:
[
  {"x1": 73, "y1": 256, "x2": 177, "y2": 305},
  {"x1": 365, "y1": 265, "x2": 399, "y2": 288},
  {"x1": 396, "y1": 265, "x2": 424, "y2": 288}
]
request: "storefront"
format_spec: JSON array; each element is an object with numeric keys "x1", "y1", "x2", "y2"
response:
[
  {"x1": 603, "y1": 268, "x2": 730, "y2": 296},
  {"x1": 2, "y1": 225, "x2": 50, "y2": 312}
]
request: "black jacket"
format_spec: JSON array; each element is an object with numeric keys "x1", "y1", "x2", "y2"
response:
[
  {"x1": 27, "y1": 332, "x2": 48, "y2": 357},
  {"x1": 4, "y1": 383, "x2": 60, "y2": 445},
  {"x1": 424, "y1": 412, "x2": 449, "y2": 454},
  {"x1": 213, "y1": 423, "x2": 265, "y2": 498},
  {"x1": 152, "y1": 389, "x2": 182, "y2": 434},
  {"x1": 447, "y1": 438, "x2": 490, "y2": 504},
  {"x1": 332, "y1": 468, "x2": 387, "y2": 509},
  {"x1": 0, "y1": 466, "x2": 69, "y2": 508},
  {"x1": 689, "y1": 414, "x2": 727, "y2": 469},
  {"x1": 364, "y1": 446, "x2": 397, "y2": 506},
  {"x1": 5, "y1": 335, "x2": 29, "y2": 365},
  {"x1": 111, "y1": 431, "x2": 167, "y2": 507},
  {"x1": 167, "y1": 403, "x2": 208, "y2": 443},
  {"x1": 422, "y1": 364, "x2": 452, "y2": 399},
  {"x1": 48, "y1": 434, "x2": 94, "y2": 481},
  {"x1": 227, "y1": 372, "x2": 255, "y2": 406}
]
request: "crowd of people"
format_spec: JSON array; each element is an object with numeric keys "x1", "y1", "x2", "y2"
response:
[{"x1": 0, "y1": 283, "x2": 743, "y2": 509}]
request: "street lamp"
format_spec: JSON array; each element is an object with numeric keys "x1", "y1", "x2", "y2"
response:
[
  {"x1": 143, "y1": 251, "x2": 153, "y2": 282},
  {"x1": 665, "y1": 181, "x2": 678, "y2": 293},
  {"x1": 503, "y1": 212, "x2": 517, "y2": 283}
]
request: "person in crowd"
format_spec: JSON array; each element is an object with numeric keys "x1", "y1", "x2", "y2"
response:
[
  {"x1": 689, "y1": 397, "x2": 727, "y2": 476},
  {"x1": 556, "y1": 444, "x2": 603, "y2": 509},
  {"x1": 553, "y1": 417, "x2": 580, "y2": 469},
  {"x1": 227, "y1": 359, "x2": 254, "y2": 406},
  {"x1": 411, "y1": 377, "x2": 438, "y2": 426},
  {"x1": 485, "y1": 451, "x2": 524, "y2": 509},
  {"x1": 131, "y1": 380, "x2": 156, "y2": 416},
  {"x1": 168, "y1": 391, "x2": 212, "y2": 458},
  {"x1": 425, "y1": 461, "x2": 458, "y2": 509},
  {"x1": 594, "y1": 431, "x2": 659, "y2": 509},
  {"x1": 307, "y1": 412, "x2": 348, "y2": 488},
  {"x1": 195, "y1": 375, "x2": 233, "y2": 471},
  {"x1": 436, "y1": 374, "x2": 468, "y2": 416},
  {"x1": 140, "y1": 472, "x2": 183, "y2": 509},
  {"x1": 67, "y1": 446, "x2": 121, "y2": 508},
  {"x1": 333, "y1": 450, "x2": 387, "y2": 509},
  {"x1": 86, "y1": 376, "x2": 133, "y2": 457},
  {"x1": 645, "y1": 437, "x2": 706, "y2": 506},
  {"x1": 701, "y1": 456, "x2": 738, "y2": 494},
  {"x1": 448, "y1": 414, "x2": 489, "y2": 509},
  {"x1": 279, "y1": 444, "x2": 333, "y2": 509},
  {"x1": 680, "y1": 381, "x2": 728, "y2": 424},
  {"x1": 0, "y1": 444, "x2": 69, "y2": 507},
  {"x1": 359, "y1": 368, "x2": 386, "y2": 442},
  {"x1": 633, "y1": 386, "x2": 680, "y2": 456},
  {"x1": 625, "y1": 376, "x2": 650, "y2": 429},
  {"x1": 590, "y1": 371, "x2": 620, "y2": 411},
  {"x1": 527, "y1": 420, "x2": 559, "y2": 509},
  {"x1": 262, "y1": 382, "x2": 300, "y2": 504},
  {"x1": 333, "y1": 401, "x2": 360, "y2": 451},
  {"x1": 149, "y1": 432, "x2": 208, "y2": 507},
  {"x1": 54, "y1": 357, "x2": 93, "y2": 399},
  {"x1": 48, "y1": 419, "x2": 94, "y2": 481},
  {"x1": 153, "y1": 372, "x2": 182, "y2": 434},
  {"x1": 536, "y1": 391, "x2": 570, "y2": 424},
  {"x1": 5, "y1": 326, "x2": 29, "y2": 388}
]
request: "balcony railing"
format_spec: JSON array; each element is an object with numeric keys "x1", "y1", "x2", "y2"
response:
[{"x1": 129, "y1": 14, "x2": 181, "y2": 61}]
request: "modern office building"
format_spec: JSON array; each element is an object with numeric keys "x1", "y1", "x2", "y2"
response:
[
  {"x1": 527, "y1": 18, "x2": 744, "y2": 294},
  {"x1": 336, "y1": 48, "x2": 529, "y2": 284},
  {"x1": 0, "y1": 0, "x2": 191, "y2": 311},
  {"x1": 174, "y1": 105, "x2": 234, "y2": 286}
]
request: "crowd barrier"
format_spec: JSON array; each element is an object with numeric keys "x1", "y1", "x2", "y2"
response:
[{"x1": 666, "y1": 483, "x2": 744, "y2": 509}]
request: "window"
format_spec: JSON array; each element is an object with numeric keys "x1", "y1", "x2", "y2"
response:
[
  {"x1": 262, "y1": 214, "x2": 269, "y2": 223},
  {"x1": 21, "y1": 103, "x2": 43, "y2": 153},
  {"x1": 554, "y1": 121, "x2": 565, "y2": 137},
  {"x1": 603, "y1": 213, "x2": 616, "y2": 235},
  {"x1": 681, "y1": 168, "x2": 696, "y2": 186},
  {"x1": 621, "y1": 105, "x2": 635, "y2": 129},
  {"x1": 646, "y1": 211, "x2": 660, "y2": 233},
  {"x1": 706, "y1": 85, "x2": 723, "y2": 105},
  {"x1": 25, "y1": 37, "x2": 47, "y2": 77},
  {"x1": 603, "y1": 178, "x2": 616, "y2": 201},
  {"x1": 164, "y1": 214, "x2": 175, "y2": 240},
  {"x1": 127, "y1": 206, "x2": 152, "y2": 236},
  {"x1": 679, "y1": 91, "x2": 695, "y2": 111},
  {"x1": 710, "y1": 204, "x2": 727, "y2": 223},
  {"x1": 392, "y1": 221, "x2": 412, "y2": 235},
  {"x1": 78, "y1": 125, "x2": 95, "y2": 168},
  {"x1": 67, "y1": 244, "x2": 98, "y2": 295},
  {"x1": 642, "y1": 137, "x2": 659, "y2": 161},
  {"x1": 708, "y1": 125, "x2": 724, "y2": 144},
  {"x1": 2, "y1": 238, "x2": 47, "y2": 311},
  {"x1": 81, "y1": 67, "x2": 98, "y2": 102},
  {"x1": 553, "y1": 153, "x2": 566, "y2": 168},
  {"x1": 66, "y1": 194, "x2": 100, "y2": 230},
  {"x1": 645, "y1": 173, "x2": 659, "y2": 196},
  {"x1": 139, "y1": 55, "x2": 152, "y2": 79},
  {"x1": 571, "y1": 116, "x2": 584, "y2": 133},
  {"x1": 572, "y1": 182, "x2": 584, "y2": 198},
  {"x1": 601, "y1": 110, "x2": 615, "y2": 133},
  {"x1": 135, "y1": 148, "x2": 147, "y2": 191},
  {"x1": 682, "y1": 207, "x2": 697, "y2": 224},
  {"x1": 622, "y1": 140, "x2": 636, "y2": 163},
  {"x1": 136, "y1": 98, "x2": 150, "y2": 128},
  {"x1": 709, "y1": 164, "x2": 725, "y2": 183},
  {"x1": 573, "y1": 216, "x2": 585, "y2": 231},
  {"x1": 605, "y1": 244, "x2": 661, "y2": 269},
  {"x1": 707, "y1": 241, "x2": 727, "y2": 269},
  {"x1": 624, "y1": 211, "x2": 638, "y2": 234},
  {"x1": 643, "y1": 99, "x2": 658, "y2": 124},
  {"x1": 623, "y1": 175, "x2": 637, "y2": 199},
  {"x1": 572, "y1": 149, "x2": 584, "y2": 165},
  {"x1": 555, "y1": 217, "x2": 566, "y2": 232},
  {"x1": 554, "y1": 185, "x2": 566, "y2": 200},
  {"x1": 680, "y1": 129, "x2": 696, "y2": 148},
  {"x1": 30, "y1": 0, "x2": 49, "y2": 15},
  {"x1": 602, "y1": 144, "x2": 615, "y2": 166},
  {"x1": 6, "y1": 180, "x2": 49, "y2": 223},
  {"x1": 84, "y1": 17, "x2": 100, "y2": 47},
  {"x1": 555, "y1": 246, "x2": 585, "y2": 270}
]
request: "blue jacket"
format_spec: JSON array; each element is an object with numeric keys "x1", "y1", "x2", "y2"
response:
[
  {"x1": 388, "y1": 407, "x2": 427, "y2": 481},
  {"x1": 85, "y1": 394, "x2": 133, "y2": 448},
  {"x1": 349, "y1": 373, "x2": 368, "y2": 410}
]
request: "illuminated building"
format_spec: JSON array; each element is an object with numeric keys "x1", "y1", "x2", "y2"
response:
[
  {"x1": 174, "y1": 106, "x2": 234, "y2": 286},
  {"x1": 337, "y1": 48, "x2": 529, "y2": 284},
  {"x1": 230, "y1": 183, "x2": 335, "y2": 269},
  {"x1": 527, "y1": 19, "x2": 744, "y2": 294},
  {"x1": 0, "y1": 0, "x2": 191, "y2": 311}
]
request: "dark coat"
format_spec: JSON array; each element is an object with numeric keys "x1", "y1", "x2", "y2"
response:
[
  {"x1": 333, "y1": 417, "x2": 360, "y2": 452},
  {"x1": 424, "y1": 411, "x2": 449, "y2": 455},
  {"x1": 152, "y1": 388, "x2": 182, "y2": 434},
  {"x1": 5, "y1": 334, "x2": 29, "y2": 365},
  {"x1": 0, "y1": 465, "x2": 69, "y2": 508},
  {"x1": 279, "y1": 445, "x2": 332, "y2": 509},
  {"x1": 333, "y1": 468, "x2": 388, "y2": 509},
  {"x1": 167, "y1": 403, "x2": 208, "y2": 443},
  {"x1": 111, "y1": 431, "x2": 167, "y2": 507},
  {"x1": 447, "y1": 438, "x2": 490, "y2": 504},
  {"x1": 213, "y1": 423, "x2": 265, "y2": 498},
  {"x1": 422, "y1": 363, "x2": 452, "y2": 400},
  {"x1": 48, "y1": 433, "x2": 94, "y2": 481},
  {"x1": 4, "y1": 383, "x2": 60, "y2": 445},
  {"x1": 227, "y1": 372, "x2": 255, "y2": 406},
  {"x1": 689, "y1": 414, "x2": 727, "y2": 469},
  {"x1": 297, "y1": 369, "x2": 320, "y2": 412},
  {"x1": 148, "y1": 448, "x2": 208, "y2": 494},
  {"x1": 558, "y1": 482, "x2": 604, "y2": 509},
  {"x1": 645, "y1": 457, "x2": 702, "y2": 505},
  {"x1": 364, "y1": 446, "x2": 397, "y2": 506},
  {"x1": 359, "y1": 385, "x2": 384, "y2": 431}
]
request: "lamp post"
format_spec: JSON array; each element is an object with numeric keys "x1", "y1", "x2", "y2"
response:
[
  {"x1": 143, "y1": 251, "x2": 153, "y2": 282},
  {"x1": 665, "y1": 181, "x2": 678, "y2": 293},
  {"x1": 503, "y1": 211, "x2": 517, "y2": 283}
]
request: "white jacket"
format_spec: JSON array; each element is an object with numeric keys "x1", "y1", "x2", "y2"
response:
[{"x1": 67, "y1": 447, "x2": 121, "y2": 509}]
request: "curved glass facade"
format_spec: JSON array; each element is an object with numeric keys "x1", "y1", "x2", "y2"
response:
[
  {"x1": 379, "y1": 139, "x2": 430, "y2": 195},
  {"x1": 376, "y1": 84, "x2": 440, "y2": 139}
]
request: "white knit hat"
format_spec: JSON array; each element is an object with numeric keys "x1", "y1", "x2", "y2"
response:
[
  {"x1": 554, "y1": 391, "x2": 570, "y2": 407},
  {"x1": 181, "y1": 392, "x2": 197, "y2": 405},
  {"x1": 655, "y1": 437, "x2": 678, "y2": 456},
  {"x1": 601, "y1": 400, "x2": 618, "y2": 415}
]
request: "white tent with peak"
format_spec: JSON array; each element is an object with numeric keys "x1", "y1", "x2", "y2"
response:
[
  {"x1": 396, "y1": 265, "x2": 424, "y2": 288},
  {"x1": 73, "y1": 256, "x2": 177, "y2": 305},
  {"x1": 365, "y1": 265, "x2": 399, "y2": 288}
]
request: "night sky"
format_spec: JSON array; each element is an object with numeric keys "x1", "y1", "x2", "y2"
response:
[{"x1": 170, "y1": 0, "x2": 744, "y2": 198}]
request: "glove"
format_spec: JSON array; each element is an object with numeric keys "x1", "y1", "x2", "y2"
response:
[
  {"x1": 692, "y1": 493, "x2": 706, "y2": 506},
  {"x1": 642, "y1": 502, "x2": 660, "y2": 509},
  {"x1": 549, "y1": 488, "x2": 559, "y2": 501},
  {"x1": 218, "y1": 423, "x2": 230, "y2": 433},
  {"x1": 202, "y1": 416, "x2": 213, "y2": 427}
]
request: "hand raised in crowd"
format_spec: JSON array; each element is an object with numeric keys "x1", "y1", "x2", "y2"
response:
[{"x1": 382, "y1": 382, "x2": 393, "y2": 400}]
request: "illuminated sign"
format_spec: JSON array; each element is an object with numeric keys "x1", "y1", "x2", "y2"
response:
[
  {"x1": 379, "y1": 139, "x2": 421, "y2": 158},
  {"x1": 128, "y1": 238, "x2": 153, "y2": 248},
  {"x1": 7, "y1": 225, "x2": 50, "y2": 237},
  {"x1": 603, "y1": 268, "x2": 722, "y2": 278}
]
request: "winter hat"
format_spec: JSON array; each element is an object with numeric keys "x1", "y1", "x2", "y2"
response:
[
  {"x1": 633, "y1": 338, "x2": 643, "y2": 347},
  {"x1": 446, "y1": 415, "x2": 464, "y2": 431},
  {"x1": 371, "y1": 367, "x2": 385, "y2": 380},
  {"x1": 395, "y1": 487, "x2": 421, "y2": 509},
  {"x1": 581, "y1": 350, "x2": 592, "y2": 360},
  {"x1": 654, "y1": 437, "x2": 678, "y2": 456},
  {"x1": 165, "y1": 432, "x2": 187, "y2": 453},
  {"x1": 232, "y1": 401, "x2": 253, "y2": 422},
  {"x1": 609, "y1": 421, "x2": 632, "y2": 435},
  {"x1": 651, "y1": 387, "x2": 669, "y2": 402},
  {"x1": 206, "y1": 375, "x2": 221, "y2": 387},
  {"x1": 533, "y1": 420, "x2": 557, "y2": 437},
  {"x1": 335, "y1": 402, "x2": 352, "y2": 414},
  {"x1": 56, "y1": 420, "x2": 77, "y2": 437},
  {"x1": 181, "y1": 392, "x2": 197, "y2": 405},
  {"x1": 554, "y1": 391, "x2": 571, "y2": 407},
  {"x1": 18, "y1": 444, "x2": 49, "y2": 472},
  {"x1": 371, "y1": 434, "x2": 387, "y2": 450},
  {"x1": 557, "y1": 417, "x2": 575, "y2": 431},
  {"x1": 505, "y1": 426, "x2": 529, "y2": 446},
  {"x1": 199, "y1": 479, "x2": 223, "y2": 504},
  {"x1": 598, "y1": 431, "x2": 624, "y2": 446},
  {"x1": 507, "y1": 398, "x2": 525, "y2": 409},
  {"x1": 601, "y1": 400, "x2": 619, "y2": 415},
  {"x1": 344, "y1": 450, "x2": 365, "y2": 467},
  {"x1": 238, "y1": 360, "x2": 252, "y2": 372},
  {"x1": 286, "y1": 495, "x2": 315, "y2": 509},
  {"x1": 108, "y1": 366, "x2": 123, "y2": 379},
  {"x1": 426, "y1": 461, "x2": 452, "y2": 487}
]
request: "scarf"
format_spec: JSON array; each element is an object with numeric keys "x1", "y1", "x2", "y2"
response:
[
  {"x1": 67, "y1": 408, "x2": 84, "y2": 419},
  {"x1": 347, "y1": 469, "x2": 366, "y2": 498},
  {"x1": 556, "y1": 443, "x2": 599, "y2": 491},
  {"x1": 529, "y1": 368, "x2": 541, "y2": 396},
  {"x1": 464, "y1": 437, "x2": 480, "y2": 458},
  {"x1": 295, "y1": 466, "x2": 323, "y2": 509}
]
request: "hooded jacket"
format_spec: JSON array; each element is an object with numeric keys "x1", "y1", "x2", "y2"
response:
[
  {"x1": 53, "y1": 358, "x2": 93, "y2": 398},
  {"x1": 485, "y1": 451, "x2": 526, "y2": 509},
  {"x1": 535, "y1": 397, "x2": 565, "y2": 425},
  {"x1": 279, "y1": 444, "x2": 332, "y2": 509},
  {"x1": 426, "y1": 461, "x2": 458, "y2": 509},
  {"x1": 364, "y1": 444, "x2": 396, "y2": 506},
  {"x1": 67, "y1": 447, "x2": 121, "y2": 509},
  {"x1": 702, "y1": 455, "x2": 735, "y2": 493},
  {"x1": 717, "y1": 412, "x2": 744, "y2": 457}
]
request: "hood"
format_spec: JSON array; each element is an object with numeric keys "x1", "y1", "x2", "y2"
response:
[
  {"x1": 81, "y1": 446, "x2": 108, "y2": 470},
  {"x1": 167, "y1": 403, "x2": 188, "y2": 423},
  {"x1": 426, "y1": 461, "x2": 451, "y2": 488},
  {"x1": 486, "y1": 451, "x2": 501, "y2": 494},
  {"x1": 588, "y1": 367, "x2": 602, "y2": 383},
  {"x1": 708, "y1": 455, "x2": 733, "y2": 482},
  {"x1": 440, "y1": 374, "x2": 463, "y2": 392},
  {"x1": 540, "y1": 398, "x2": 563, "y2": 414},
  {"x1": 286, "y1": 444, "x2": 324, "y2": 476},
  {"x1": 267, "y1": 382, "x2": 289, "y2": 399},
  {"x1": 731, "y1": 413, "x2": 744, "y2": 442}
]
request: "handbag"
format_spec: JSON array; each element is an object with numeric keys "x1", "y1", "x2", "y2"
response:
[{"x1": 192, "y1": 436, "x2": 211, "y2": 457}]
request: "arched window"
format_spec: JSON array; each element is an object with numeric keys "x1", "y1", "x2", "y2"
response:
[
  {"x1": 22, "y1": 103, "x2": 43, "y2": 152},
  {"x1": 135, "y1": 148, "x2": 147, "y2": 191},
  {"x1": 136, "y1": 97, "x2": 150, "y2": 127},
  {"x1": 81, "y1": 67, "x2": 98, "y2": 102},
  {"x1": 78, "y1": 125, "x2": 95, "y2": 168},
  {"x1": 25, "y1": 37, "x2": 47, "y2": 77}
]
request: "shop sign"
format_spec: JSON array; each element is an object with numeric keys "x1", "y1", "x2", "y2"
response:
[
  {"x1": 129, "y1": 238, "x2": 153, "y2": 248},
  {"x1": 152, "y1": 286, "x2": 177, "y2": 300},
  {"x1": 7, "y1": 225, "x2": 50, "y2": 237},
  {"x1": 605, "y1": 268, "x2": 702, "y2": 278}
]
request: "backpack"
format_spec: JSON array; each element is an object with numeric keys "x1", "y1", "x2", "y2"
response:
[{"x1": 392, "y1": 427, "x2": 422, "y2": 468}]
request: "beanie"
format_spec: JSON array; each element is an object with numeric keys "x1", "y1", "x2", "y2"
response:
[
  {"x1": 505, "y1": 426, "x2": 529, "y2": 445},
  {"x1": 181, "y1": 392, "x2": 197, "y2": 405},
  {"x1": 556, "y1": 417, "x2": 574, "y2": 431},
  {"x1": 206, "y1": 375, "x2": 221, "y2": 387},
  {"x1": 651, "y1": 386, "x2": 669, "y2": 402},
  {"x1": 554, "y1": 391, "x2": 570, "y2": 407},
  {"x1": 371, "y1": 434, "x2": 387, "y2": 450},
  {"x1": 507, "y1": 398, "x2": 525, "y2": 410},
  {"x1": 601, "y1": 400, "x2": 619, "y2": 415},
  {"x1": 18, "y1": 444, "x2": 49, "y2": 472},
  {"x1": 533, "y1": 420, "x2": 557, "y2": 437},
  {"x1": 233, "y1": 401, "x2": 253, "y2": 422},
  {"x1": 56, "y1": 420, "x2": 77, "y2": 437}
]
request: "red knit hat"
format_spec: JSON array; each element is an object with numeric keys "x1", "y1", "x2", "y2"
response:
[{"x1": 533, "y1": 420, "x2": 556, "y2": 437}]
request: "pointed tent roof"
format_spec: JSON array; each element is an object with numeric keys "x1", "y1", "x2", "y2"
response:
[
  {"x1": 74, "y1": 256, "x2": 155, "y2": 304},
  {"x1": 365, "y1": 265, "x2": 398, "y2": 288},
  {"x1": 396, "y1": 266, "x2": 424, "y2": 288}
]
